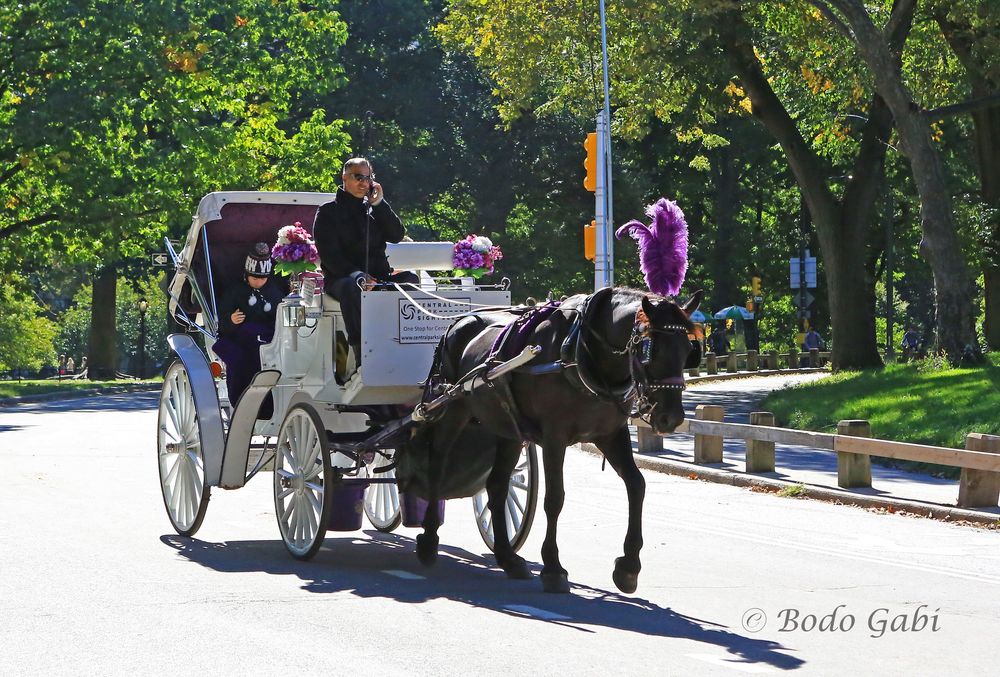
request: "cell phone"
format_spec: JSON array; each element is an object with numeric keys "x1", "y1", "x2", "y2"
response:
[{"x1": 367, "y1": 183, "x2": 377, "y2": 199}]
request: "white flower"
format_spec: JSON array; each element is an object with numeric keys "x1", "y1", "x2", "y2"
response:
[
  {"x1": 471, "y1": 235, "x2": 493, "y2": 253},
  {"x1": 276, "y1": 225, "x2": 295, "y2": 245}
]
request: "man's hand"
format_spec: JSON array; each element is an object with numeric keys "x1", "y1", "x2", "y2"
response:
[
  {"x1": 360, "y1": 273, "x2": 376, "y2": 291},
  {"x1": 368, "y1": 181, "x2": 384, "y2": 206},
  {"x1": 231, "y1": 309, "x2": 245, "y2": 325}
]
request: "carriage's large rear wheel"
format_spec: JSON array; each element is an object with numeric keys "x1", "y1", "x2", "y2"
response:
[
  {"x1": 360, "y1": 453, "x2": 402, "y2": 532},
  {"x1": 473, "y1": 442, "x2": 538, "y2": 553},
  {"x1": 157, "y1": 361, "x2": 211, "y2": 536},
  {"x1": 273, "y1": 403, "x2": 332, "y2": 560}
]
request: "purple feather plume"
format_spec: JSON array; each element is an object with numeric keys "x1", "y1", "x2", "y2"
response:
[{"x1": 615, "y1": 198, "x2": 688, "y2": 297}]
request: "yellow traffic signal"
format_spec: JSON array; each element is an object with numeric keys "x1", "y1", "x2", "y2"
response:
[
  {"x1": 583, "y1": 132, "x2": 597, "y2": 192},
  {"x1": 751, "y1": 276, "x2": 761, "y2": 296},
  {"x1": 584, "y1": 220, "x2": 596, "y2": 261}
]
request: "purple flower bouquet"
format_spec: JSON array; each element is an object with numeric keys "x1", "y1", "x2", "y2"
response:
[
  {"x1": 452, "y1": 235, "x2": 503, "y2": 278},
  {"x1": 271, "y1": 222, "x2": 320, "y2": 276}
]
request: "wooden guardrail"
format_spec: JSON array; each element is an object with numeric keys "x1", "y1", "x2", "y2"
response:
[
  {"x1": 635, "y1": 405, "x2": 1000, "y2": 509},
  {"x1": 691, "y1": 348, "x2": 832, "y2": 376}
]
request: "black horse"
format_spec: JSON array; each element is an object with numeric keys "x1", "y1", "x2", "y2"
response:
[{"x1": 396, "y1": 286, "x2": 702, "y2": 593}]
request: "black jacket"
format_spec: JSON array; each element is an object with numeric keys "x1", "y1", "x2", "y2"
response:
[
  {"x1": 313, "y1": 188, "x2": 405, "y2": 282},
  {"x1": 217, "y1": 278, "x2": 285, "y2": 337}
]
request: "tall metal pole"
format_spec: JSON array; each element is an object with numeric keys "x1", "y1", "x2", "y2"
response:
[{"x1": 598, "y1": 0, "x2": 614, "y2": 288}]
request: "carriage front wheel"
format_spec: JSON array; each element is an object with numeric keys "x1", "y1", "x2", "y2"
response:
[
  {"x1": 157, "y1": 361, "x2": 211, "y2": 536},
  {"x1": 273, "y1": 403, "x2": 333, "y2": 560},
  {"x1": 472, "y1": 442, "x2": 539, "y2": 553}
]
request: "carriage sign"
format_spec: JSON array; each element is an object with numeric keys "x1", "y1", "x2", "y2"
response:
[{"x1": 397, "y1": 297, "x2": 471, "y2": 344}]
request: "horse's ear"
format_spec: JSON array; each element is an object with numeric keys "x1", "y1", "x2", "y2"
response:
[
  {"x1": 641, "y1": 295, "x2": 656, "y2": 319},
  {"x1": 681, "y1": 289, "x2": 703, "y2": 316}
]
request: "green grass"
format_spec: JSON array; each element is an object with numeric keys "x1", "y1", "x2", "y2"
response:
[
  {"x1": 777, "y1": 483, "x2": 807, "y2": 498},
  {"x1": 0, "y1": 379, "x2": 160, "y2": 399},
  {"x1": 762, "y1": 353, "x2": 1000, "y2": 477}
]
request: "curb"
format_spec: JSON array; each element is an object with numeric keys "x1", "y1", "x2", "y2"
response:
[
  {"x1": 686, "y1": 367, "x2": 828, "y2": 385},
  {"x1": 578, "y1": 443, "x2": 1000, "y2": 528},
  {"x1": 0, "y1": 383, "x2": 160, "y2": 407}
]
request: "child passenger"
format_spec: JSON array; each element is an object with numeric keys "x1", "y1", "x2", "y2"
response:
[{"x1": 213, "y1": 242, "x2": 284, "y2": 409}]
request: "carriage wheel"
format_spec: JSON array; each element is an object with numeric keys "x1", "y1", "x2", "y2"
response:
[
  {"x1": 273, "y1": 403, "x2": 332, "y2": 560},
  {"x1": 157, "y1": 361, "x2": 211, "y2": 537},
  {"x1": 473, "y1": 442, "x2": 539, "y2": 553},
  {"x1": 360, "y1": 454, "x2": 402, "y2": 532}
]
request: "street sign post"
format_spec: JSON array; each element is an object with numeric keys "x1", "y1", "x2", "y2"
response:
[{"x1": 789, "y1": 250, "x2": 817, "y2": 289}]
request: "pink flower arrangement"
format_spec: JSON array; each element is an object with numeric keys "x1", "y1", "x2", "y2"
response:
[
  {"x1": 452, "y1": 235, "x2": 503, "y2": 278},
  {"x1": 271, "y1": 222, "x2": 319, "y2": 276}
]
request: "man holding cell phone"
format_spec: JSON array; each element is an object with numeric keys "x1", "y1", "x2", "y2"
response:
[{"x1": 313, "y1": 157, "x2": 417, "y2": 362}]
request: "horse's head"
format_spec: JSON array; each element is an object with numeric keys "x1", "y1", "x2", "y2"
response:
[{"x1": 632, "y1": 290, "x2": 703, "y2": 434}]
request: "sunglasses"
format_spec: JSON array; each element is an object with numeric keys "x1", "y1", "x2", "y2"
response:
[{"x1": 347, "y1": 172, "x2": 374, "y2": 183}]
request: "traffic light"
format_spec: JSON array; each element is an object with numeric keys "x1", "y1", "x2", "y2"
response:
[
  {"x1": 583, "y1": 132, "x2": 597, "y2": 192},
  {"x1": 751, "y1": 276, "x2": 761, "y2": 296},
  {"x1": 584, "y1": 220, "x2": 596, "y2": 261}
]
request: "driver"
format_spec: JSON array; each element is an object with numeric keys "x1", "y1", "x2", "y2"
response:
[{"x1": 313, "y1": 157, "x2": 418, "y2": 362}]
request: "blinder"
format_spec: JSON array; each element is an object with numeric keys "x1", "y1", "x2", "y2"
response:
[{"x1": 685, "y1": 338, "x2": 702, "y2": 369}]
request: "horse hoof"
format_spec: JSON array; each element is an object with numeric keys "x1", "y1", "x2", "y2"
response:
[
  {"x1": 541, "y1": 572, "x2": 570, "y2": 593},
  {"x1": 500, "y1": 556, "x2": 532, "y2": 580},
  {"x1": 612, "y1": 569, "x2": 638, "y2": 594},
  {"x1": 415, "y1": 533, "x2": 438, "y2": 567},
  {"x1": 613, "y1": 558, "x2": 639, "y2": 594}
]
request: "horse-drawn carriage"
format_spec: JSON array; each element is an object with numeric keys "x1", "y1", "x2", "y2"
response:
[
  {"x1": 158, "y1": 191, "x2": 700, "y2": 594},
  {"x1": 157, "y1": 191, "x2": 539, "y2": 559}
]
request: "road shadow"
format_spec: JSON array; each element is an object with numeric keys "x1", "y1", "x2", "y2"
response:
[{"x1": 161, "y1": 532, "x2": 805, "y2": 671}]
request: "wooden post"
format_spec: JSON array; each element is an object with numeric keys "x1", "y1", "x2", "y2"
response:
[
  {"x1": 727, "y1": 352, "x2": 738, "y2": 373},
  {"x1": 958, "y1": 433, "x2": 1000, "y2": 508},
  {"x1": 787, "y1": 347, "x2": 799, "y2": 369},
  {"x1": 809, "y1": 348, "x2": 819, "y2": 367},
  {"x1": 693, "y1": 404, "x2": 725, "y2": 464},
  {"x1": 769, "y1": 350, "x2": 780, "y2": 370},
  {"x1": 837, "y1": 420, "x2": 873, "y2": 488},
  {"x1": 636, "y1": 425, "x2": 663, "y2": 454},
  {"x1": 746, "y1": 412, "x2": 775, "y2": 473},
  {"x1": 706, "y1": 352, "x2": 718, "y2": 375},
  {"x1": 747, "y1": 350, "x2": 759, "y2": 371}
]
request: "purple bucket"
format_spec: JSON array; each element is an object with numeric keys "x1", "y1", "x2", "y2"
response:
[
  {"x1": 399, "y1": 492, "x2": 446, "y2": 528},
  {"x1": 327, "y1": 483, "x2": 365, "y2": 531}
]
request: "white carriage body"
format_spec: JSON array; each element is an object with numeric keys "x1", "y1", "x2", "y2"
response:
[{"x1": 164, "y1": 191, "x2": 510, "y2": 482}]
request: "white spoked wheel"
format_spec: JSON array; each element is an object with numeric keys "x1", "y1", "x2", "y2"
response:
[
  {"x1": 473, "y1": 442, "x2": 539, "y2": 553},
  {"x1": 360, "y1": 453, "x2": 402, "y2": 532},
  {"x1": 157, "y1": 361, "x2": 211, "y2": 537},
  {"x1": 274, "y1": 403, "x2": 332, "y2": 560}
]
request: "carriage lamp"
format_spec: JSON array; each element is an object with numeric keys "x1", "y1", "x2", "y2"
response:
[{"x1": 282, "y1": 290, "x2": 306, "y2": 328}]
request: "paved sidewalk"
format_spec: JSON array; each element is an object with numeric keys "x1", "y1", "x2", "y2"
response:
[{"x1": 624, "y1": 373, "x2": 1000, "y2": 522}]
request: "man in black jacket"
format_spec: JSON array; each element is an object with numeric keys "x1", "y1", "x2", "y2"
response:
[{"x1": 313, "y1": 157, "x2": 417, "y2": 359}]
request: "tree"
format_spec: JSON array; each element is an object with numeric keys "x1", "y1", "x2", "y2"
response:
[
  {"x1": 808, "y1": 0, "x2": 982, "y2": 363},
  {"x1": 2, "y1": 1, "x2": 352, "y2": 377},
  {"x1": 438, "y1": 0, "x2": 911, "y2": 368},
  {"x1": 0, "y1": 274, "x2": 57, "y2": 374},
  {"x1": 932, "y1": 1, "x2": 1000, "y2": 350}
]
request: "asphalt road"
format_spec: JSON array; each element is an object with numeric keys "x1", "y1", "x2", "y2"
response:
[{"x1": 1, "y1": 391, "x2": 998, "y2": 675}]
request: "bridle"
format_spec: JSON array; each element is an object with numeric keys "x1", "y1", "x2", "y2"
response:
[{"x1": 618, "y1": 310, "x2": 693, "y2": 417}]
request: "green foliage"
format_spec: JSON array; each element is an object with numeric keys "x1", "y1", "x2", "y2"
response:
[
  {"x1": 0, "y1": 274, "x2": 57, "y2": 372},
  {"x1": 1, "y1": 0, "x2": 351, "y2": 273}
]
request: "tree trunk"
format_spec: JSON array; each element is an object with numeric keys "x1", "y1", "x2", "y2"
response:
[
  {"x1": 88, "y1": 267, "x2": 118, "y2": 380},
  {"x1": 711, "y1": 144, "x2": 741, "y2": 304},
  {"x1": 935, "y1": 11, "x2": 1000, "y2": 349},
  {"x1": 825, "y1": 0, "x2": 979, "y2": 363},
  {"x1": 720, "y1": 5, "x2": 884, "y2": 370}
]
